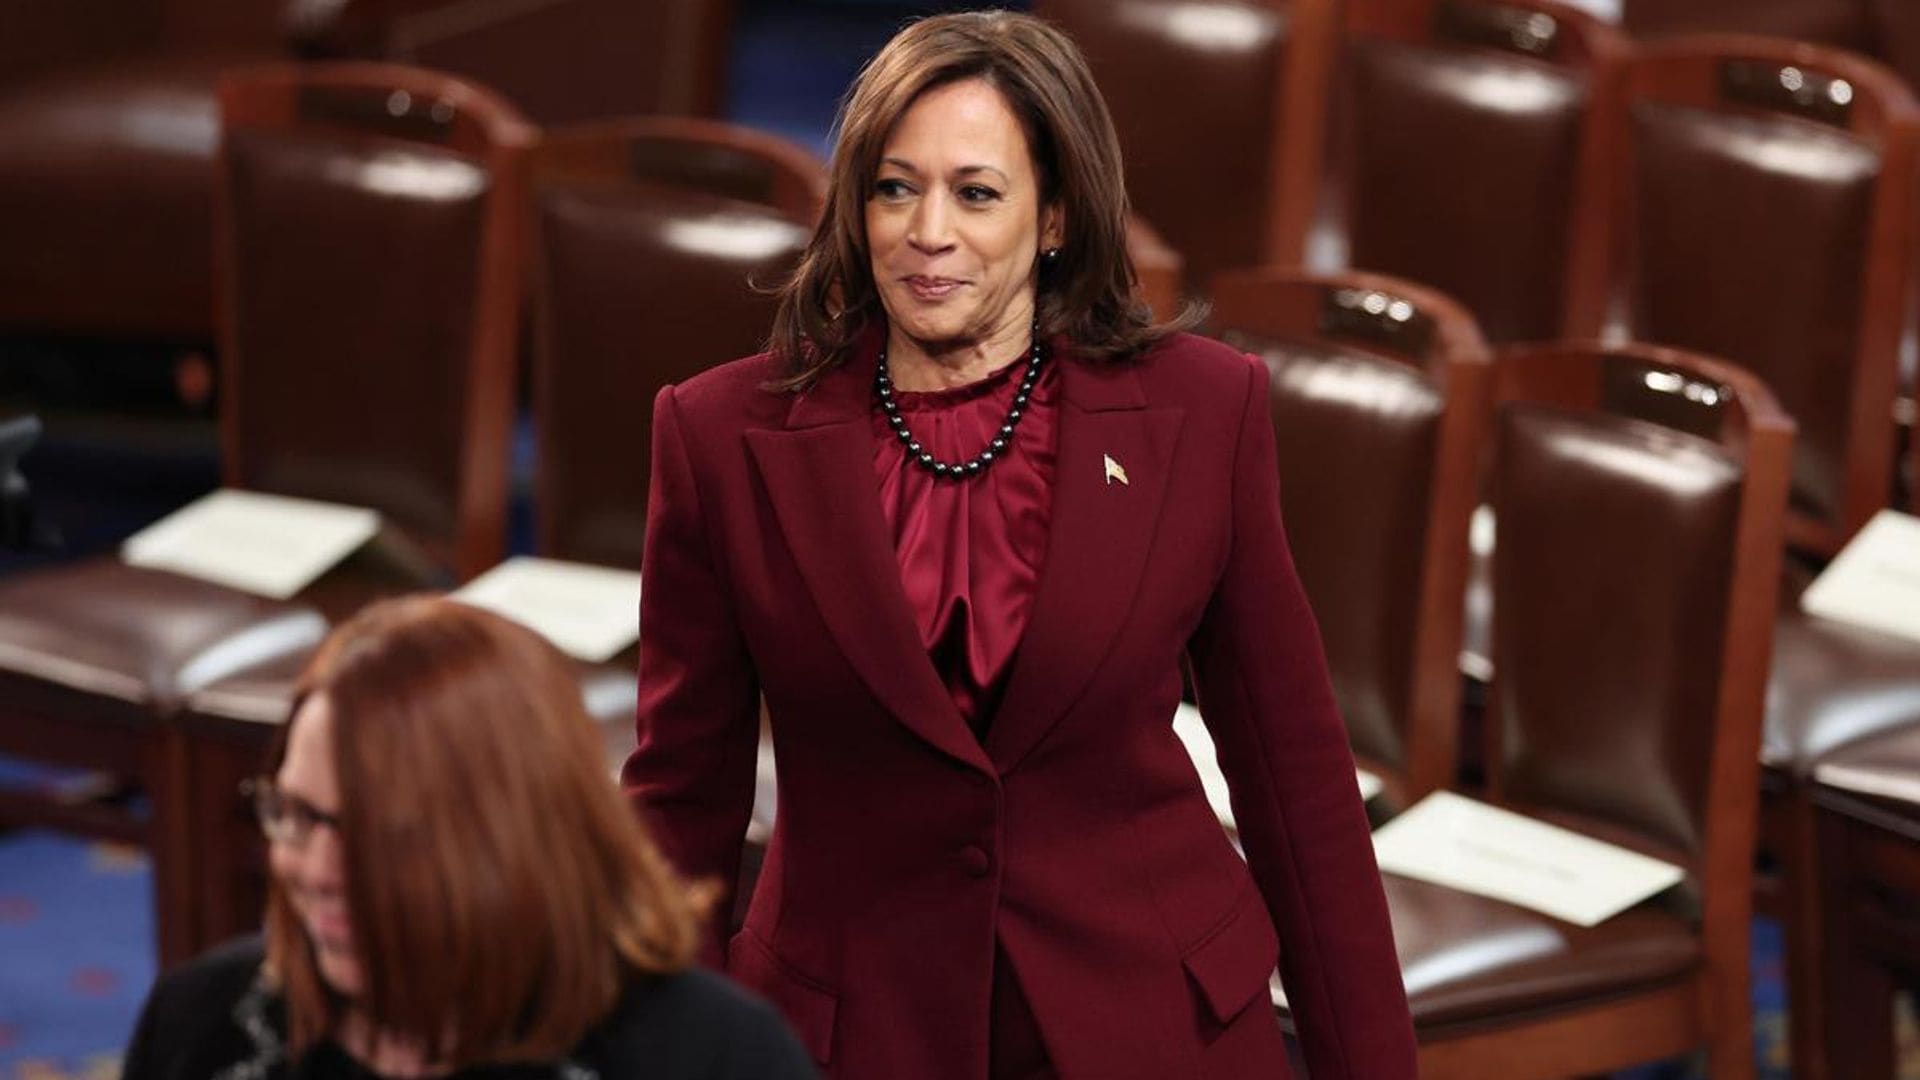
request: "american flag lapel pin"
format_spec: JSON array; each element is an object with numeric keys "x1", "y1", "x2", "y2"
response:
[{"x1": 1103, "y1": 453, "x2": 1129, "y2": 486}]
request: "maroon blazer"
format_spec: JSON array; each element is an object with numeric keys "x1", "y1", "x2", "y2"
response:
[{"x1": 623, "y1": 331, "x2": 1415, "y2": 1079}]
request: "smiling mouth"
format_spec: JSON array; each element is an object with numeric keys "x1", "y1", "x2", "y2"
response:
[
  {"x1": 903, "y1": 276, "x2": 964, "y2": 300},
  {"x1": 301, "y1": 903, "x2": 353, "y2": 940}
]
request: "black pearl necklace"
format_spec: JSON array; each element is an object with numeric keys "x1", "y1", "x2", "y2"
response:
[{"x1": 874, "y1": 324, "x2": 1044, "y2": 480}]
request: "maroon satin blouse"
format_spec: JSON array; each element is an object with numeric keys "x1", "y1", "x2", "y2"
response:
[{"x1": 871, "y1": 351, "x2": 1060, "y2": 729}]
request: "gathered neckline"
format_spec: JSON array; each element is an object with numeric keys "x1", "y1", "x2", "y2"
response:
[{"x1": 886, "y1": 353, "x2": 1029, "y2": 409}]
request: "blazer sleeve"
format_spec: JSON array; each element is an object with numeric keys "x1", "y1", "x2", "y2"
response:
[
  {"x1": 622, "y1": 383, "x2": 761, "y2": 963},
  {"x1": 1186, "y1": 356, "x2": 1417, "y2": 1078}
]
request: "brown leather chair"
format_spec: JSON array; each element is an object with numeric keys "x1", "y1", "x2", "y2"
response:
[
  {"x1": 1570, "y1": 34, "x2": 1917, "y2": 557},
  {"x1": 1577, "y1": 42, "x2": 1920, "y2": 1078},
  {"x1": 1381, "y1": 342, "x2": 1793, "y2": 1079},
  {"x1": 1033, "y1": 0, "x2": 1337, "y2": 293},
  {"x1": 1306, "y1": 0, "x2": 1625, "y2": 343},
  {"x1": 1808, "y1": 721, "x2": 1920, "y2": 1077},
  {"x1": 0, "y1": 62, "x2": 532, "y2": 966},
  {"x1": 532, "y1": 117, "x2": 825, "y2": 570},
  {"x1": 1208, "y1": 268, "x2": 1491, "y2": 806},
  {"x1": 215, "y1": 63, "x2": 531, "y2": 584},
  {"x1": 0, "y1": 0, "x2": 732, "y2": 344},
  {"x1": 1766, "y1": 313, "x2": 1920, "y2": 1080}
]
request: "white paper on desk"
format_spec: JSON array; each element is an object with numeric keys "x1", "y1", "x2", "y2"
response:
[
  {"x1": 1801, "y1": 510, "x2": 1920, "y2": 645},
  {"x1": 454, "y1": 556, "x2": 642, "y2": 663},
  {"x1": 1372, "y1": 791, "x2": 1684, "y2": 927},
  {"x1": 1172, "y1": 703, "x2": 1383, "y2": 834},
  {"x1": 121, "y1": 488, "x2": 378, "y2": 599}
]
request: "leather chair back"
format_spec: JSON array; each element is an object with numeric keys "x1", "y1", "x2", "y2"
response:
[
  {"x1": 1210, "y1": 268, "x2": 1490, "y2": 799},
  {"x1": 532, "y1": 118, "x2": 824, "y2": 568},
  {"x1": 1330, "y1": 0, "x2": 1624, "y2": 342},
  {"x1": 1485, "y1": 343, "x2": 1792, "y2": 915},
  {"x1": 284, "y1": 0, "x2": 735, "y2": 123},
  {"x1": 215, "y1": 62, "x2": 532, "y2": 581},
  {"x1": 1621, "y1": 0, "x2": 1876, "y2": 53},
  {"x1": 1573, "y1": 35, "x2": 1918, "y2": 555},
  {"x1": 1035, "y1": 0, "x2": 1336, "y2": 291}
]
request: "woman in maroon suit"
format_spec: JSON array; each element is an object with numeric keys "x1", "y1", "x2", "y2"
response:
[{"x1": 623, "y1": 11, "x2": 1414, "y2": 1079}]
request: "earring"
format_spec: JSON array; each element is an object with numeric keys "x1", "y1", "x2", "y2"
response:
[{"x1": 1041, "y1": 247, "x2": 1061, "y2": 264}]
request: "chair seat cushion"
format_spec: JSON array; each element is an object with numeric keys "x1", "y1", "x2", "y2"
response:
[
  {"x1": 180, "y1": 558, "x2": 461, "y2": 725},
  {"x1": 0, "y1": 52, "x2": 259, "y2": 338},
  {"x1": 190, "y1": 644, "x2": 643, "y2": 732},
  {"x1": 1384, "y1": 875, "x2": 1699, "y2": 1030},
  {"x1": 1763, "y1": 562, "x2": 1920, "y2": 775},
  {"x1": 179, "y1": 648, "x2": 310, "y2": 727},
  {"x1": 579, "y1": 657, "x2": 639, "y2": 739},
  {"x1": 0, "y1": 557, "x2": 326, "y2": 710},
  {"x1": 1813, "y1": 722, "x2": 1920, "y2": 812}
]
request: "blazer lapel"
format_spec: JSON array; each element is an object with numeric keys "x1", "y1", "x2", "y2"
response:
[
  {"x1": 746, "y1": 351, "x2": 992, "y2": 774},
  {"x1": 987, "y1": 354, "x2": 1183, "y2": 772}
]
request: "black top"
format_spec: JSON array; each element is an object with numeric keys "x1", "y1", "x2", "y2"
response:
[{"x1": 123, "y1": 937, "x2": 819, "y2": 1080}]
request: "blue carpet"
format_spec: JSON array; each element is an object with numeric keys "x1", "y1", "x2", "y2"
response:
[{"x1": 0, "y1": 831, "x2": 153, "y2": 1080}]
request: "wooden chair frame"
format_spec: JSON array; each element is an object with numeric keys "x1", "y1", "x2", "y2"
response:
[
  {"x1": 1567, "y1": 34, "x2": 1919, "y2": 556},
  {"x1": 1033, "y1": 0, "x2": 1338, "y2": 282},
  {"x1": 533, "y1": 115, "x2": 828, "y2": 224},
  {"x1": 1417, "y1": 342, "x2": 1793, "y2": 1079},
  {"x1": 528, "y1": 116, "x2": 827, "y2": 564},
  {"x1": 1813, "y1": 773, "x2": 1920, "y2": 1078},
  {"x1": 1578, "y1": 40, "x2": 1920, "y2": 1080},
  {"x1": 1279, "y1": 0, "x2": 1627, "y2": 338},
  {"x1": 1774, "y1": 145, "x2": 1920, "y2": 1071},
  {"x1": 214, "y1": 61, "x2": 535, "y2": 581},
  {"x1": 1208, "y1": 266, "x2": 1492, "y2": 802}
]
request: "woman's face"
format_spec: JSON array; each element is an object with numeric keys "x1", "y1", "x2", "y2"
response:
[
  {"x1": 272, "y1": 694, "x2": 362, "y2": 997},
  {"x1": 866, "y1": 77, "x2": 1064, "y2": 357}
]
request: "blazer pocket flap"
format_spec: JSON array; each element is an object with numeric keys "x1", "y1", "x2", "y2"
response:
[
  {"x1": 1181, "y1": 893, "x2": 1280, "y2": 1024},
  {"x1": 728, "y1": 929, "x2": 839, "y2": 1065}
]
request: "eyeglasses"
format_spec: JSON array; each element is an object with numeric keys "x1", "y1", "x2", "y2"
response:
[{"x1": 240, "y1": 777, "x2": 342, "y2": 847}]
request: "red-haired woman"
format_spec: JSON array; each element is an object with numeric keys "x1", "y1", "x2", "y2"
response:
[{"x1": 123, "y1": 596, "x2": 816, "y2": 1080}]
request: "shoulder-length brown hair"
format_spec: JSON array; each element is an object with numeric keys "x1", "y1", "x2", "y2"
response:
[
  {"x1": 768, "y1": 10, "x2": 1190, "y2": 388},
  {"x1": 263, "y1": 596, "x2": 709, "y2": 1066}
]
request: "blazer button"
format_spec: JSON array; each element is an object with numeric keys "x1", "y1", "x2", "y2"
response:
[{"x1": 960, "y1": 844, "x2": 992, "y2": 877}]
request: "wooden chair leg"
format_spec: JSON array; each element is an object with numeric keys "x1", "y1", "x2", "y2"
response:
[
  {"x1": 144, "y1": 725, "x2": 198, "y2": 969},
  {"x1": 183, "y1": 723, "x2": 274, "y2": 952},
  {"x1": 1777, "y1": 784, "x2": 1830, "y2": 1080},
  {"x1": 1823, "y1": 945, "x2": 1896, "y2": 1077},
  {"x1": 1818, "y1": 808, "x2": 1899, "y2": 1079},
  {"x1": 1706, "y1": 1012, "x2": 1756, "y2": 1080},
  {"x1": 1706, "y1": 945, "x2": 1757, "y2": 1080}
]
